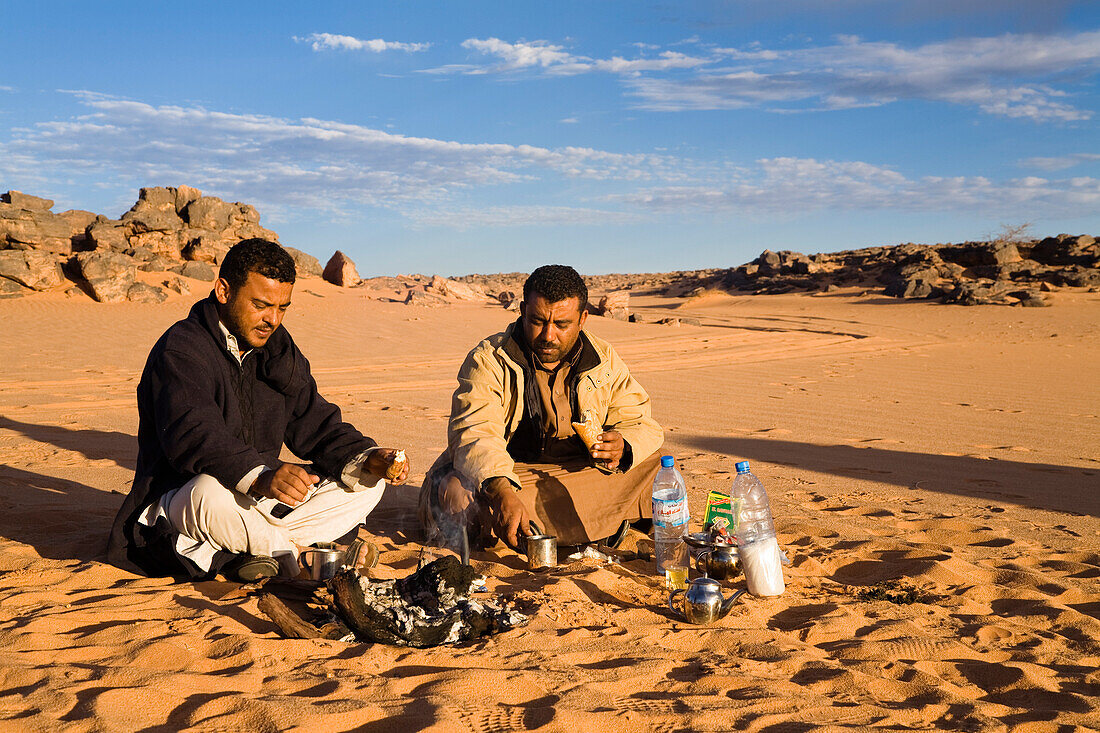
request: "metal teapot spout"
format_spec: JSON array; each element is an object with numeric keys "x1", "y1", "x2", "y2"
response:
[{"x1": 718, "y1": 588, "x2": 747, "y2": 619}]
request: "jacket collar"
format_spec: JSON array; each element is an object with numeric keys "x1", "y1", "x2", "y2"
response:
[
  {"x1": 502, "y1": 317, "x2": 600, "y2": 376},
  {"x1": 190, "y1": 293, "x2": 300, "y2": 393}
]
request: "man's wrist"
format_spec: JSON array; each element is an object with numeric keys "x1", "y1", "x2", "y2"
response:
[
  {"x1": 479, "y1": 476, "x2": 519, "y2": 498},
  {"x1": 617, "y1": 441, "x2": 634, "y2": 471},
  {"x1": 241, "y1": 465, "x2": 270, "y2": 496}
]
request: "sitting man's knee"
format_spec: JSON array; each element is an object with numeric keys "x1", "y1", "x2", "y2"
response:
[{"x1": 175, "y1": 475, "x2": 244, "y2": 525}]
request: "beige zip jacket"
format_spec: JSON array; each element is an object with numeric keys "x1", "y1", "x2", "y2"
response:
[{"x1": 443, "y1": 322, "x2": 664, "y2": 491}]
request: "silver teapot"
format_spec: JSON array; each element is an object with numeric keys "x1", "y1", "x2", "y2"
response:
[
  {"x1": 695, "y1": 540, "x2": 740, "y2": 581},
  {"x1": 668, "y1": 577, "x2": 745, "y2": 625}
]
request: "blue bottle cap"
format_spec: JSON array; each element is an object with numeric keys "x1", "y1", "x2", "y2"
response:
[
  {"x1": 661, "y1": 455, "x2": 674, "y2": 468},
  {"x1": 735, "y1": 460, "x2": 750, "y2": 473}
]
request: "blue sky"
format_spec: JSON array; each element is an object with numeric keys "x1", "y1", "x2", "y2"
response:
[{"x1": 2, "y1": 1, "x2": 1098, "y2": 276}]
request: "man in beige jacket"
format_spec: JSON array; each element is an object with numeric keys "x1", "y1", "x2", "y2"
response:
[{"x1": 419, "y1": 265, "x2": 664, "y2": 551}]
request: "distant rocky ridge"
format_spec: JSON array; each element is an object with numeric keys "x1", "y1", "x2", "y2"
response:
[
  {"x1": 1, "y1": 186, "x2": 1096, "y2": 308},
  {"x1": 456, "y1": 235, "x2": 1100, "y2": 308}
]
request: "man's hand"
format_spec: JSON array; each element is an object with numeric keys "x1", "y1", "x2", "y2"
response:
[
  {"x1": 250, "y1": 463, "x2": 318, "y2": 506},
  {"x1": 592, "y1": 430, "x2": 625, "y2": 468},
  {"x1": 367, "y1": 448, "x2": 410, "y2": 485},
  {"x1": 482, "y1": 477, "x2": 531, "y2": 550}
]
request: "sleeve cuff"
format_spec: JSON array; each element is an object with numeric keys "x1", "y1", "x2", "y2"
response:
[
  {"x1": 617, "y1": 440, "x2": 634, "y2": 472},
  {"x1": 479, "y1": 476, "x2": 521, "y2": 496},
  {"x1": 236, "y1": 465, "x2": 268, "y2": 495},
  {"x1": 340, "y1": 448, "x2": 382, "y2": 491}
]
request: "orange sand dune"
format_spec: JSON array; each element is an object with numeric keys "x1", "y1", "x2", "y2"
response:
[{"x1": 0, "y1": 280, "x2": 1097, "y2": 732}]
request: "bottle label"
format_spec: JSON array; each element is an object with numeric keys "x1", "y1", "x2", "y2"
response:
[{"x1": 653, "y1": 497, "x2": 687, "y2": 528}]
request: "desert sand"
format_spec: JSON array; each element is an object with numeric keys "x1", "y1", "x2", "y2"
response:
[{"x1": 0, "y1": 277, "x2": 1097, "y2": 732}]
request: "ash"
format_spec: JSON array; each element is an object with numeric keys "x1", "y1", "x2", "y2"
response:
[{"x1": 330, "y1": 556, "x2": 527, "y2": 647}]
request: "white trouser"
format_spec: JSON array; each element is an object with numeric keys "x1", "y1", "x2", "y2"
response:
[{"x1": 157, "y1": 474, "x2": 384, "y2": 577}]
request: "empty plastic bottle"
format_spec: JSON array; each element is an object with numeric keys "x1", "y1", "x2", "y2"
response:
[
  {"x1": 652, "y1": 455, "x2": 689, "y2": 578},
  {"x1": 730, "y1": 460, "x2": 785, "y2": 596}
]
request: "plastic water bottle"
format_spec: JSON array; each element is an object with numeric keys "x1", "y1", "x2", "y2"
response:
[
  {"x1": 730, "y1": 461, "x2": 785, "y2": 596},
  {"x1": 652, "y1": 455, "x2": 689, "y2": 581}
]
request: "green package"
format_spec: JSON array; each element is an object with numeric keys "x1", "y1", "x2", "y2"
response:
[{"x1": 702, "y1": 490, "x2": 742, "y2": 535}]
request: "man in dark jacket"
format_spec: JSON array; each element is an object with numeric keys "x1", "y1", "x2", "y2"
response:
[{"x1": 107, "y1": 238, "x2": 408, "y2": 581}]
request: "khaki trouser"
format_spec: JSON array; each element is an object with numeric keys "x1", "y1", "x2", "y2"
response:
[{"x1": 432, "y1": 452, "x2": 661, "y2": 546}]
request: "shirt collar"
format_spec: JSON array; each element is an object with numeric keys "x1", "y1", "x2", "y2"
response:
[{"x1": 217, "y1": 321, "x2": 253, "y2": 365}]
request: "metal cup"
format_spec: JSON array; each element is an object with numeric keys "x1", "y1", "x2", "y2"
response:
[
  {"x1": 300, "y1": 542, "x2": 345, "y2": 581},
  {"x1": 523, "y1": 521, "x2": 557, "y2": 572}
]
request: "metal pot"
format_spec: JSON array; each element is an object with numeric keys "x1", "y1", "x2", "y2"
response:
[
  {"x1": 695, "y1": 540, "x2": 740, "y2": 581},
  {"x1": 669, "y1": 577, "x2": 744, "y2": 624}
]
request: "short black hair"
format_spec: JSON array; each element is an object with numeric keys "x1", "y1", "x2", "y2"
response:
[
  {"x1": 523, "y1": 264, "x2": 588, "y2": 311},
  {"x1": 219, "y1": 238, "x2": 296, "y2": 288}
]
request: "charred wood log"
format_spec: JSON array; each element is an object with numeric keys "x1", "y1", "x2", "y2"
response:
[
  {"x1": 257, "y1": 593, "x2": 321, "y2": 639},
  {"x1": 329, "y1": 556, "x2": 527, "y2": 648}
]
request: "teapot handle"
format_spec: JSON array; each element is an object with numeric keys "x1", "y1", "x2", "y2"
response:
[
  {"x1": 668, "y1": 588, "x2": 685, "y2": 617},
  {"x1": 695, "y1": 548, "x2": 712, "y2": 575}
]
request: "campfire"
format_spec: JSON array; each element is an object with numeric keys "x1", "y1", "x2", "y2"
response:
[{"x1": 258, "y1": 556, "x2": 528, "y2": 647}]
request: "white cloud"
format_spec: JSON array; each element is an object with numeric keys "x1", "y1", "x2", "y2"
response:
[
  {"x1": 0, "y1": 93, "x2": 1092, "y2": 230},
  {"x1": 416, "y1": 31, "x2": 1097, "y2": 122},
  {"x1": 0, "y1": 93, "x2": 673, "y2": 216},
  {"x1": 1022, "y1": 153, "x2": 1100, "y2": 171},
  {"x1": 593, "y1": 51, "x2": 710, "y2": 74},
  {"x1": 603, "y1": 157, "x2": 1100, "y2": 215},
  {"x1": 296, "y1": 33, "x2": 428, "y2": 53},
  {"x1": 424, "y1": 38, "x2": 711, "y2": 76},
  {"x1": 461, "y1": 38, "x2": 577, "y2": 70},
  {"x1": 407, "y1": 205, "x2": 642, "y2": 229},
  {"x1": 628, "y1": 31, "x2": 1100, "y2": 121}
]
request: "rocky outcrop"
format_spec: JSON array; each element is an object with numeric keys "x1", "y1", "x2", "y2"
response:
[
  {"x1": 323, "y1": 251, "x2": 361, "y2": 287},
  {"x1": 285, "y1": 247, "x2": 322, "y2": 277},
  {"x1": 0, "y1": 250, "x2": 64, "y2": 291},
  {"x1": 425, "y1": 275, "x2": 486, "y2": 302},
  {"x1": 597, "y1": 290, "x2": 630, "y2": 320},
  {"x1": 75, "y1": 251, "x2": 137, "y2": 303},
  {"x1": 0, "y1": 186, "x2": 316, "y2": 301},
  {"x1": 0, "y1": 191, "x2": 74, "y2": 255},
  {"x1": 713, "y1": 235, "x2": 1098, "y2": 306}
]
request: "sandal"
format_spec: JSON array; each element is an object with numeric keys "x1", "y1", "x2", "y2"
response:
[
  {"x1": 224, "y1": 554, "x2": 280, "y2": 583},
  {"x1": 602, "y1": 519, "x2": 631, "y2": 550},
  {"x1": 344, "y1": 538, "x2": 379, "y2": 571}
]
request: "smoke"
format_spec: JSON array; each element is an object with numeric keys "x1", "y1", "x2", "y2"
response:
[{"x1": 419, "y1": 470, "x2": 474, "y2": 566}]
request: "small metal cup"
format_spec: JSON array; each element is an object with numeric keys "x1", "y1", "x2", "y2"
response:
[
  {"x1": 300, "y1": 542, "x2": 345, "y2": 581},
  {"x1": 523, "y1": 521, "x2": 557, "y2": 572}
]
